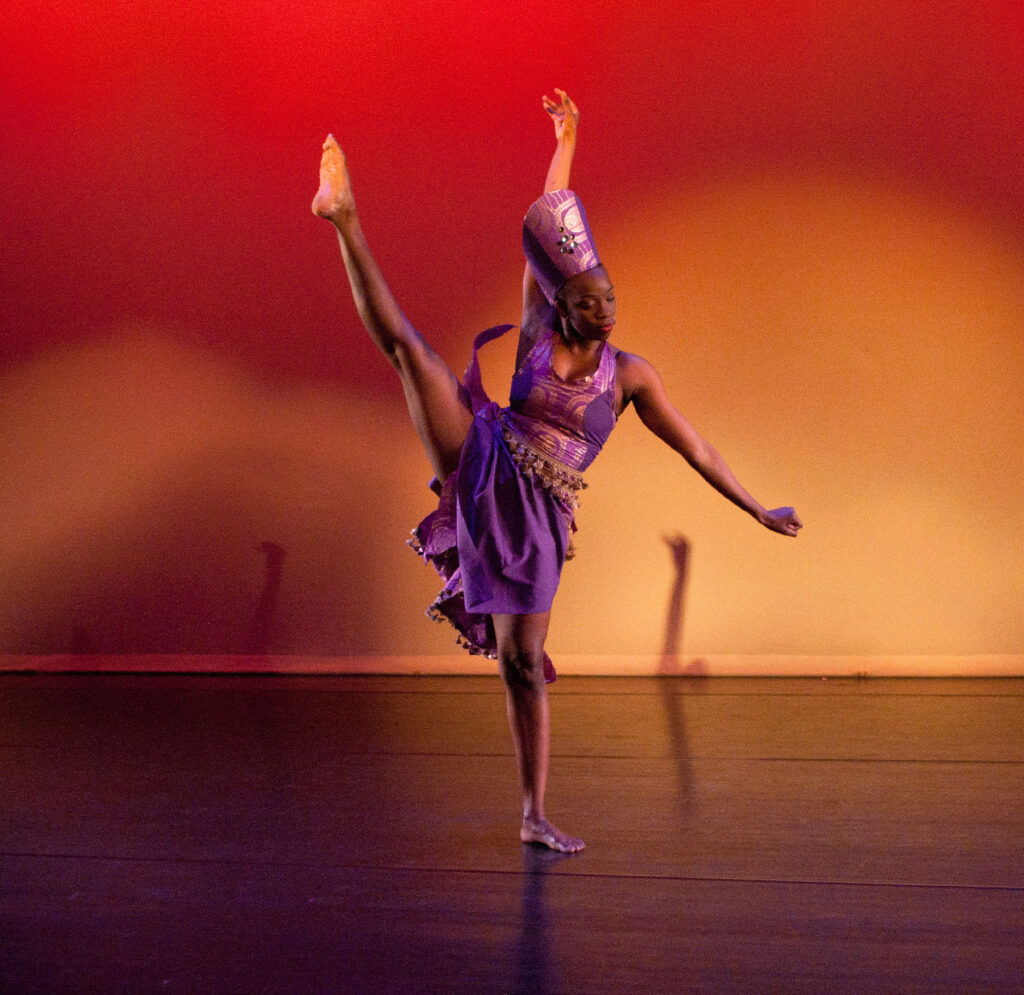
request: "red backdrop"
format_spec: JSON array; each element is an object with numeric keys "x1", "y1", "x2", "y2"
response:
[{"x1": 5, "y1": 0, "x2": 1021, "y2": 379}]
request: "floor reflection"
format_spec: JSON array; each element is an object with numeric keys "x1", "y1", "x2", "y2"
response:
[{"x1": 512, "y1": 843, "x2": 573, "y2": 994}]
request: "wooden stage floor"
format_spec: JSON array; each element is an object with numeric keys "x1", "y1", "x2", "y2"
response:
[{"x1": 2, "y1": 673, "x2": 1022, "y2": 993}]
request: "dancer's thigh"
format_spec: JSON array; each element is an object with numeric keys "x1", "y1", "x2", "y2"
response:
[{"x1": 394, "y1": 335, "x2": 474, "y2": 483}]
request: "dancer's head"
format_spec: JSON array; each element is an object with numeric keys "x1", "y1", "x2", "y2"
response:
[
  {"x1": 523, "y1": 190, "x2": 602, "y2": 304},
  {"x1": 554, "y1": 265, "x2": 616, "y2": 342}
]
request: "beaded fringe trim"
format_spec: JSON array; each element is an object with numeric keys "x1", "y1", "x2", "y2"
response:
[
  {"x1": 406, "y1": 528, "x2": 424, "y2": 556},
  {"x1": 501, "y1": 428, "x2": 587, "y2": 513},
  {"x1": 425, "y1": 601, "x2": 497, "y2": 659},
  {"x1": 409, "y1": 528, "x2": 497, "y2": 658}
]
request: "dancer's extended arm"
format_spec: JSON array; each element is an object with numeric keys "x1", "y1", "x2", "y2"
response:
[
  {"x1": 518, "y1": 89, "x2": 580, "y2": 367},
  {"x1": 620, "y1": 353, "x2": 803, "y2": 537},
  {"x1": 312, "y1": 135, "x2": 421, "y2": 371}
]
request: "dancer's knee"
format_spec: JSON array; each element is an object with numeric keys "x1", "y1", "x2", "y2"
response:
[
  {"x1": 387, "y1": 334, "x2": 422, "y2": 375},
  {"x1": 499, "y1": 650, "x2": 546, "y2": 691}
]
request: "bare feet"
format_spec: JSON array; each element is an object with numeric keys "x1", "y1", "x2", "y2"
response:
[
  {"x1": 311, "y1": 135, "x2": 355, "y2": 221},
  {"x1": 520, "y1": 817, "x2": 585, "y2": 853}
]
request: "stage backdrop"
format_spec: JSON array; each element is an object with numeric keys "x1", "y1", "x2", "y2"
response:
[{"x1": 3, "y1": 1, "x2": 1022, "y2": 675}]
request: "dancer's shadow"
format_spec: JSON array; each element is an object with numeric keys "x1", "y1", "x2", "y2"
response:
[
  {"x1": 657, "y1": 534, "x2": 704, "y2": 816},
  {"x1": 246, "y1": 541, "x2": 286, "y2": 655},
  {"x1": 512, "y1": 844, "x2": 573, "y2": 995}
]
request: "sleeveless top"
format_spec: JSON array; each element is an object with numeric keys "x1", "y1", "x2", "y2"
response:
[
  {"x1": 501, "y1": 329, "x2": 619, "y2": 474},
  {"x1": 460, "y1": 323, "x2": 620, "y2": 513}
]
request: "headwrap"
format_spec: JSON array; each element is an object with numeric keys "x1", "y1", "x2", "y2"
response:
[{"x1": 522, "y1": 189, "x2": 601, "y2": 304}]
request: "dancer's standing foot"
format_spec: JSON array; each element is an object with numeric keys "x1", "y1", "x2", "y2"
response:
[{"x1": 521, "y1": 817, "x2": 585, "y2": 853}]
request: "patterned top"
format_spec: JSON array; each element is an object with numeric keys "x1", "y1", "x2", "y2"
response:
[{"x1": 501, "y1": 329, "x2": 619, "y2": 473}]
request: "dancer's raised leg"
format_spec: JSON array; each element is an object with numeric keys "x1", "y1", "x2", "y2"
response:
[
  {"x1": 492, "y1": 612, "x2": 585, "y2": 853},
  {"x1": 313, "y1": 136, "x2": 472, "y2": 482}
]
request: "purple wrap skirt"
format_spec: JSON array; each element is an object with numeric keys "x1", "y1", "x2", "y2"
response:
[{"x1": 408, "y1": 401, "x2": 572, "y2": 680}]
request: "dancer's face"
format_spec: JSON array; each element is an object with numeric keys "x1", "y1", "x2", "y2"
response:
[{"x1": 557, "y1": 266, "x2": 616, "y2": 341}]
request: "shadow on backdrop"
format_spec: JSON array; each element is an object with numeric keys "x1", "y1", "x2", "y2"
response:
[
  {"x1": 657, "y1": 533, "x2": 705, "y2": 816},
  {"x1": 246, "y1": 541, "x2": 286, "y2": 655}
]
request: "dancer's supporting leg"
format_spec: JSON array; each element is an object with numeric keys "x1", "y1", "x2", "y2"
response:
[
  {"x1": 312, "y1": 135, "x2": 471, "y2": 481},
  {"x1": 493, "y1": 612, "x2": 585, "y2": 853}
]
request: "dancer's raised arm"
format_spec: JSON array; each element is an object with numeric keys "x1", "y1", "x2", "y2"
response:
[
  {"x1": 518, "y1": 89, "x2": 580, "y2": 366},
  {"x1": 619, "y1": 353, "x2": 803, "y2": 537},
  {"x1": 541, "y1": 88, "x2": 579, "y2": 193}
]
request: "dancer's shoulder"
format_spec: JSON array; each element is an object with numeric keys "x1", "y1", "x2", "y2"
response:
[
  {"x1": 615, "y1": 350, "x2": 665, "y2": 402},
  {"x1": 615, "y1": 348, "x2": 656, "y2": 378}
]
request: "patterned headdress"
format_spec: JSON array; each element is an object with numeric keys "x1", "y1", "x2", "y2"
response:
[{"x1": 522, "y1": 189, "x2": 601, "y2": 304}]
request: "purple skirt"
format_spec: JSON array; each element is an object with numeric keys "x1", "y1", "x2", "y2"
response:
[{"x1": 408, "y1": 402, "x2": 569, "y2": 681}]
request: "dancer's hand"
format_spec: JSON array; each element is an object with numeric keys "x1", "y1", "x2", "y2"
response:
[
  {"x1": 542, "y1": 88, "x2": 579, "y2": 144},
  {"x1": 760, "y1": 507, "x2": 803, "y2": 537},
  {"x1": 312, "y1": 134, "x2": 356, "y2": 221}
]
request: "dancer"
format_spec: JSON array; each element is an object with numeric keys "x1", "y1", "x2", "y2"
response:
[{"x1": 312, "y1": 90, "x2": 802, "y2": 852}]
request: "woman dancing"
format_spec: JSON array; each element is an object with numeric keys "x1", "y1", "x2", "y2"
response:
[{"x1": 312, "y1": 90, "x2": 802, "y2": 852}]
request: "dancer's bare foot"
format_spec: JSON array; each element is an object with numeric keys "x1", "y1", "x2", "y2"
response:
[
  {"x1": 520, "y1": 817, "x2": 585, "y2": 853},
  {"x1": 311, "y1": 135, "x2": 356, "y2": 221}
]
